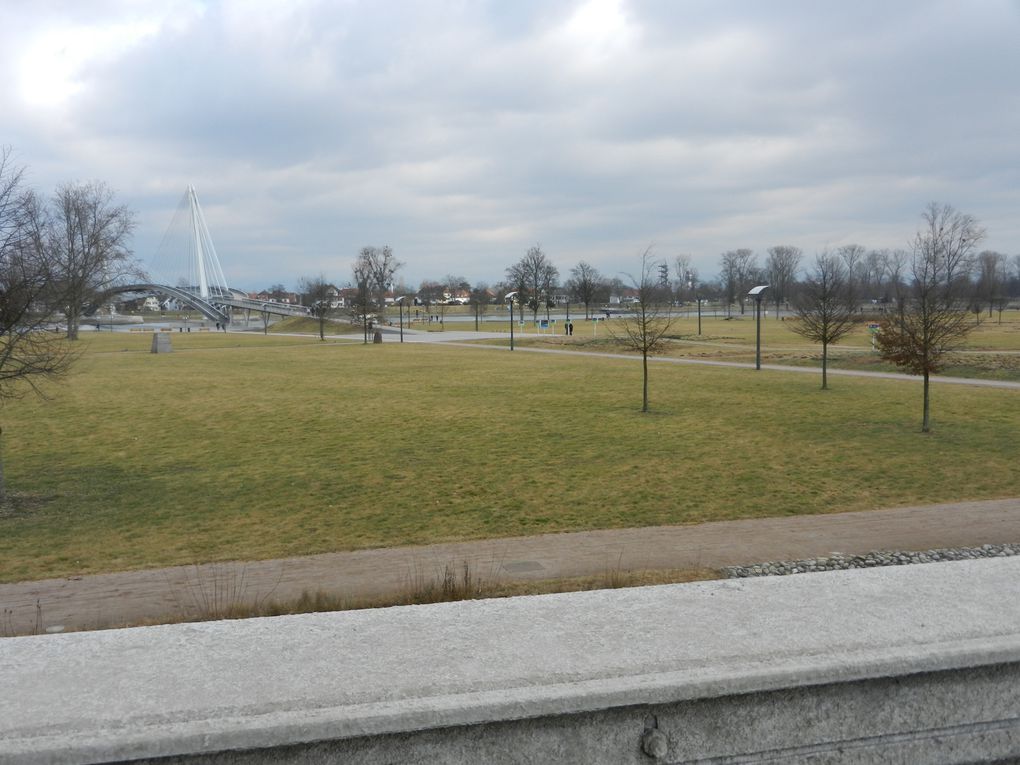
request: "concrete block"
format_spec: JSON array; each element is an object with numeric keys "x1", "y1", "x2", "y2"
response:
[{"x1": 151, "y1": 333, "x2": 172, "y2": 353}]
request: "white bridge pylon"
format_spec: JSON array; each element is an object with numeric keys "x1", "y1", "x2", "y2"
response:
[
  {"x1": 152, "y1": 185, "x2": 232, "y2": 299},
  {"x1": 132, "y1": 187, "x2": 308, "y2": 323}
]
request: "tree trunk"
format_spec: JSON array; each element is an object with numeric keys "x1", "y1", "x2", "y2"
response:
[
  {"x1": 641, "y1": 351, "x2": 649, "y2": 412},
  {"x1": 66, "y1": 309, "x2": 80, "y2": 341},
  {"x1": 821, "y1": 342, "x2": 828, "y2": 390},
  {"x1": 319, "y1": 315, "x2": 325, "y2": 340},
  {"x1": 921, "y1": 371, "x2": 931, "y2": 433}
]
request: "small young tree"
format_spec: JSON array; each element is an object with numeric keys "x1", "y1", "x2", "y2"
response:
[
  {"x1": 789, "y1": 254, "x2": 857, "y2": 390},
  {"x1": 298, "y1": 274, "x2": 334, "y2": 340},
  {"x1": 875, "y1": 202, "x2": 983, "y2": 432},
  {"x1": 610, "y1": 248, "x2": 676, "y2": 413}
]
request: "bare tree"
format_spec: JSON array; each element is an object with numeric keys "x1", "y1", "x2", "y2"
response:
[
  {"x1": 351, "y1": 258, "x2": 373, "y2": 343},
  {"x1": 789, "y1": 254, "x2": 857, "y2": 390},
  {"x1": 0, "y1": 150, "x2": 77, "y2": 500},
  {"x1": 975, "y1": 251, "x2": 1006, "y2": 319},
  {"x1": 875, "y1": 203, "x2": 984, "y2": 432},
  {"x1": 506, "y1": 245, "x2": 558, "y2": 323},
  {"x1": 359, "y1": 245, "x2": 403, "y2": 313},
  {"x1": 719, "y1": 249, "x2": 757, "y2": 315},
  {"x1": 838, "y1": 244, "x2": 866, "y2": 310},
  {"x1": 48, "y1": 181, "x2": 137, "y2": 340},
  {"x1": 610, "y1": 248, "x2": 676, "y2": 413},
  {"x1": 765, "y1": 245, "x2": 802, "y2": 319},
  {"x1": 883, "y1": 249, "x2": 910, "y2": 311},
  {"x1": 351, "y1": 246, "x2": 403, "y2": 342},
  {"x1": 567, "y1": 261, "x2": 603, "y2": 320},
  {"x1": 672, "y1": 254, "x2": 697, "y2": 306},
  {"x1": 469, "y1": 282, "x2": 491, "y2": 331},
  {"x1": 299, "y1": 275, "x2": 335, "y2": 340}
]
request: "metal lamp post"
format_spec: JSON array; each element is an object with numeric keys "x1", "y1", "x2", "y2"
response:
[
  {"x1": 395, "y1": 296, "x2": 407, "y2": 343},
  {"x1": 748, "y1": 285, "x2": 769, "y2": 370},
  {"x1": 505, "y1": 291, "x2": 518, "y2": 350}
]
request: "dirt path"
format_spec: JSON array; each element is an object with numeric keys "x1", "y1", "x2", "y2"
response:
[{"x1": 3, "y1": 498, "x2": 1019, "y2": 636}]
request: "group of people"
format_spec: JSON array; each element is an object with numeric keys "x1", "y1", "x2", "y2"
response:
[{"x1": 564, "y1": 321, "x2": 574, "y2": 336}]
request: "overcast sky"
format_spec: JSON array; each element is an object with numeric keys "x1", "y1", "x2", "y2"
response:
[{"x1": 3, "y1": 0, "x2": 1019, "y2": 290}]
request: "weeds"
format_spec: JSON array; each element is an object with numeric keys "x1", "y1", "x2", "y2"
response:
[
  {"x1": 2, "y1": 559, "x2": 720, "y2": 637},
  {"x1": 165, "y1": 564, "x2": 282, "y2": 622}
]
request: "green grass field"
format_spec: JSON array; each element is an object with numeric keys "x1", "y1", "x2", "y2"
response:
[{"x1": 0, "y1": 330, "x2": 1017, "y2": 583}]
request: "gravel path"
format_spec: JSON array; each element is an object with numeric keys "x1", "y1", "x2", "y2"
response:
[{"x1": 724, "y1": 542, "x2": 1020, "y2": 578}]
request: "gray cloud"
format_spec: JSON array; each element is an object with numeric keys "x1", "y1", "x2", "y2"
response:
[{"x1": 3, "y1": 0, "x2": 1018, "y2": 289}]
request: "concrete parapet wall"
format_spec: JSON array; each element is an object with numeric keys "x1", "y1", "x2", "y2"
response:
[{"x1": 3, "y1": 558, "x2": 1019, "y2": 764}]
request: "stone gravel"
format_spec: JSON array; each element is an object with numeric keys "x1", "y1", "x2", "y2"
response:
[{"x1": 724, "y1": 543, "x2": 1020, "y2": 578}]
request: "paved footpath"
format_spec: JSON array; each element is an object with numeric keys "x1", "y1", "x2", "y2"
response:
[{"x1": 2, "y1": 498, "x2": 1019, "y2": 635}]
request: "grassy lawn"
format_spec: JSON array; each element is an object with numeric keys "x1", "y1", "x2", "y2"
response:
[{"x1": 0, "y1": 331, "x2": 1017, "y2": 583}]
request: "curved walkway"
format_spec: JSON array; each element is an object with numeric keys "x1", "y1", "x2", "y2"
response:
[{"x1": 2, "y1": 498, "x2": 1018, "y2": 635}]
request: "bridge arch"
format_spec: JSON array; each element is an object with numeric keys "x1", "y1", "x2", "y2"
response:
[{"x1": 94, "y1": 284, "x2": 231, "y2": 324}]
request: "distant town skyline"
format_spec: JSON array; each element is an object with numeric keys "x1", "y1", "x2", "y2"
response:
[{"x1": 3, "y1": 0, "x2": 1019, "y2": 290}]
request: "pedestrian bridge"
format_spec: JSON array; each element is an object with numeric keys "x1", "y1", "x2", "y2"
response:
[{"x1": 95, "y1": 186, "x2": 309, "y2": 326}]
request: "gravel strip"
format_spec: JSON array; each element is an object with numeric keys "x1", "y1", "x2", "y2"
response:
[{"x1": 724, "y1": 543, "x2": 1020, "y2": 578}]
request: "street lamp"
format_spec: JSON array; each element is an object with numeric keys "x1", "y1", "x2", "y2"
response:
[
  {"x1": 395, "y1": 296, "x2": 407, "y2": 343},
  {"x1": 505, "y1": 291, "x2": 518, "y2": 351},
  {"x1": 748, "y1": 285, "x2": 769, "y2": 370}
]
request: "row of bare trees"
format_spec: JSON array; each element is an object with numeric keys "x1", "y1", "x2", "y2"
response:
[
  {"x1": 607, "y1": 203, "x2": 992, "y2": 433},
  {"x1": 711, "y1": 242, "x2": 1020, "y2": 320}
]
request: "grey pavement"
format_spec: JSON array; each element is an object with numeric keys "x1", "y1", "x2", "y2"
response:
[{"x1": 1, "y1": 497, "x2": 1018, "y2": 635}]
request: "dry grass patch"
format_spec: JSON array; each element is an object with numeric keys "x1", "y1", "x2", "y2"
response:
[{"x1": 0, "y1": 339, "x2": 1017, "y2": 582}]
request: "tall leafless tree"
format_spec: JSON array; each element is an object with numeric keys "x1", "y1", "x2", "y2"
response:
[
  {"x1": 359, "y1": 245, "x2": 403, "y2": 313},
  {"x1": 351, "y1": 257, "x2": 373, "y2": 343},
  {"x1": 351, "y1": 246, "x2": 403, "y2": 342},
  {"x1": 875, "y1": 203, "x2": 984, "y2": 432},
  {"x1": 672, "y1": 254, "x2": 698, "y2": 306},
  {"x1": 506, "y1": 245, "x2": 558, "y2": 323},
  {"x1": 837, "y1": 244, "x2": 866, "y2": 310},
  {"x1": 765, "y1": 245, "x2": 802, "y2": 319},
  {"x1": 719, "y1": 249, "x2": 757, "y2": 315},
  {"x1": 789, "y1": 254, "x2": 857, "y2": 390},
  {"x1": 610, "y1": 248, "x2": 676, "y2": 413},
  {"x1": 0, "y1": 150, "x2": 77, "y2": 500},
  {"x1": 974, "y1": 251, "x2": 1006, "y2": 319},
  {"x1": 49, "y1": 181, "x2": 137, "y2": 340},
  {"x1": 882, "y1": 249, "x2": 910, "y2": 311},
  {"x1": 567, "y1": 261, "x2": 603, "y2": 319}
]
